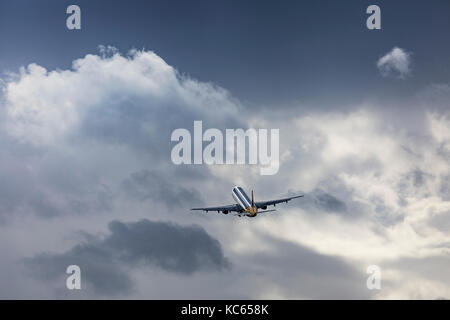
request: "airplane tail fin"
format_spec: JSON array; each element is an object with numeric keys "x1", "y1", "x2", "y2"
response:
[{"x1": 251, "y1": 190, "x2": 254, "y2": 207}]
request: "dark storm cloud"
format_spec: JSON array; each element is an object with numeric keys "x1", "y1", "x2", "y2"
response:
[
  {"x1": 24, "y1": 219, "x2": 230, "y2": 295},
  {"x1": 121, "y1": 170, "x2": 204, "y2": 209},
  {"x1": 105, "y1": 220, "x2": 230, "y2": 273}
]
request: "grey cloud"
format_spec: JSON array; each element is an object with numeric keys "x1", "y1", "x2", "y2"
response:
[
  {"x1": 430, "y1": 241, "x2": 450, "y2": 249},
  {"x1": 297, "y1": 188, "x2": 348, "y2": 214},
  {"x1": 24, "y1": 244, "x2": 133, "y2": 296},
  {"x1": 397, "y1": 169, "x2": 433, "y2": 202},
  {"x1": 292, "y1": 187, "x2": 371, "y2": 221},
  {"x1": 428, "y1": 211, "x2": 450, "y2": 233},
  {"x1": 384, "y1": 255, "x2": 450, "y2": 299},
  {"x1": 121, "y1": 170, "x2": 204, "y2": 209},
  {"x1": 440, "y1": 175, "x2": 450, "y2": 201},
  {"x1": 0, "y1": 144, "x2": 115, "y2": 222},
  {"x1": 1, "y1": 48, "x2": 450, "y2": 299},
  {"x1": 105, "y1": 220, "x2": 230, "y2": 273},
  {"x1": 0, "y1": 49, "x2": 248, "y2": 223},
  {"x1": 24, "y1": 219, "x2": 230, "y2": 296},
  {"x1": 372, "y1": 196, "x2": 405, "y2": 227}
]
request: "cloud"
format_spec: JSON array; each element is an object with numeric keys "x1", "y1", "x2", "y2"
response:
[
  {"x1": 1, "y1": 47, "x2": 450, "y2": 299},
  {"x1": 378, "y1": 255, "x2": 450, "y2": 299},
  {"x1": 121, "y1": 170, "x2": 204, "y2": 209},
  {"x1": 24, "y1": 242, "x2": 133, "y2": 296},
  {"x1": 296, "y1": 188, "x2": 348, "y2": 214},
  {"x1": 0, "y1": 48, "x2": 244, "y2": 222},
  {"x1": 24, "y1": 219, "x2": 230, "y2": 296},
  {"x1": 235, "y1": 235, "x2": 372, "y2": 299},
  {"x1": 105, "y1": 220, "x2": 230, "y2": 273},
  {"x1": 229, "y1": 105, "x2": 450, "y2": 298},
  {"x1": 377, "y1": 47, "x2": 412, "y2": 78},
  {"x1": 3, "y1": 49, "x2": 242, "y2": 147}
]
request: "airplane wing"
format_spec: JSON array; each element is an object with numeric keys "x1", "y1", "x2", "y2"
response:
[
  {"x1": 255, "y1": 195, "x2": 304, "y2": 208},
  {"x1": 191, "y1": 204, "x2": 241, "y2": 213}
]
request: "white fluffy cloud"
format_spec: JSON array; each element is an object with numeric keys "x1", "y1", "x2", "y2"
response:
[
  {"x1": 0, "y1": 48, "x2": 245, "y2": 221},
  {"x1": 377, "y1": 47, "x2": 412, "y2": 78},
  {"x1": 3, "y1": 49, "x2": 241, "y2": 147}
]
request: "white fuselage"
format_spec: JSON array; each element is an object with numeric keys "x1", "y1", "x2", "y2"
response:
[{"x1": 231, "y1": 186, "x2": 259, "y2": 217}]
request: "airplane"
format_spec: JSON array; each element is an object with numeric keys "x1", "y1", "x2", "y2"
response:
[{"x1": 191, "y1": 186, "x2": 304, "y2": 217}]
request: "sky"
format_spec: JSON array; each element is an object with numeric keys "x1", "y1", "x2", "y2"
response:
[{"x1": 0, "y1": 0, "x2": 449, "y2": 299}]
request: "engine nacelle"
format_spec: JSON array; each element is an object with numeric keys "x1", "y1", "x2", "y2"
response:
[
  {"x1": 222, "y1": 210, "x2": 229, "y2": 214},
  {"x1": 261, "y1": 206, "x2": 267, "y2": 210}
]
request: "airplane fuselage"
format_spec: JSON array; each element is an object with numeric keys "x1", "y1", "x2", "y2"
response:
[{"x1": 232, "y1": 186, "x2": 258, "y2": 217}]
